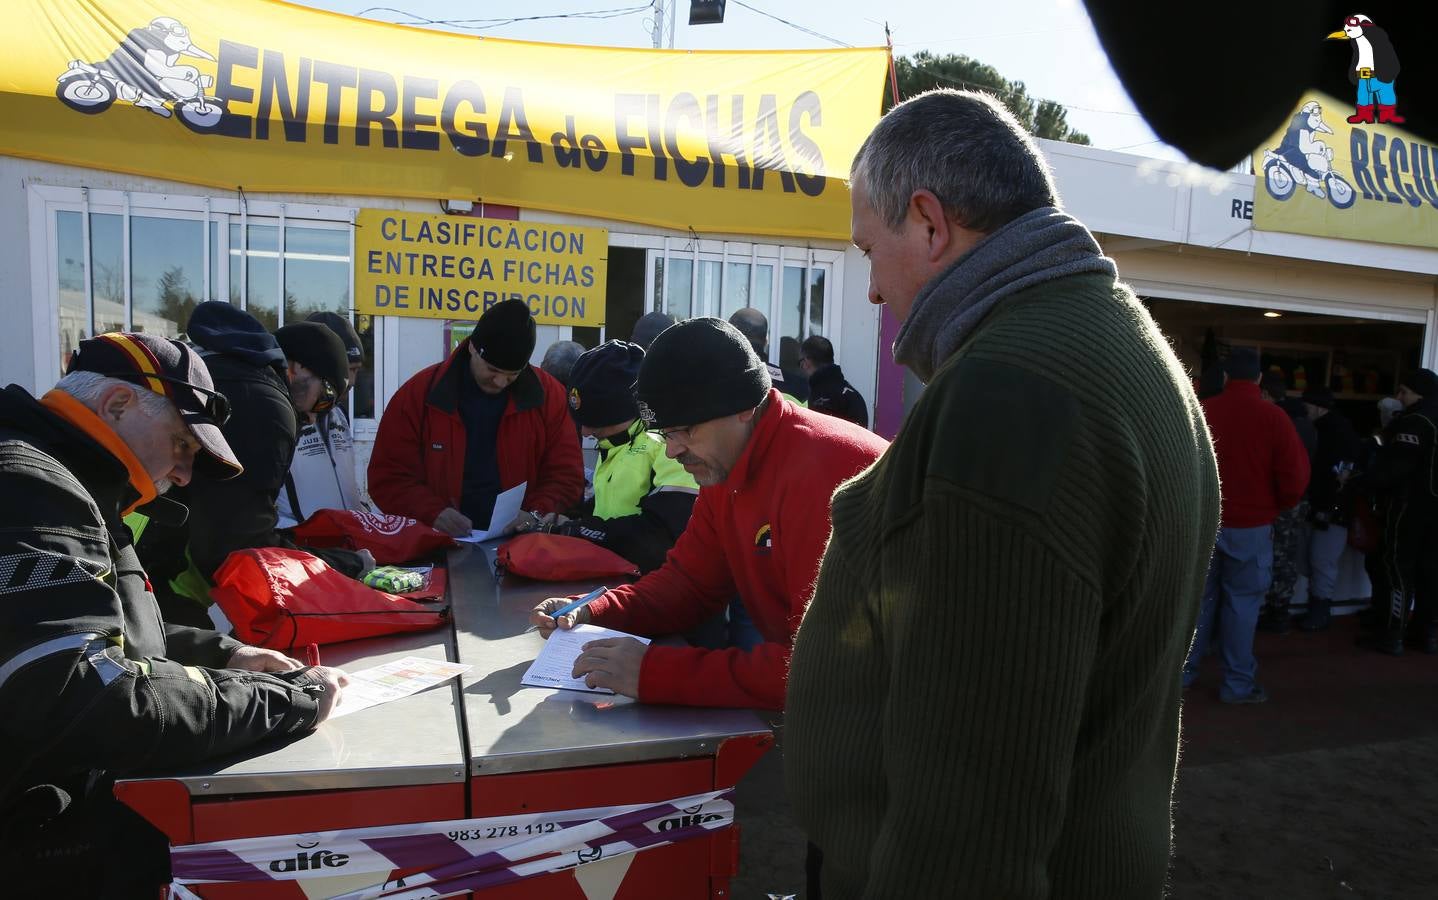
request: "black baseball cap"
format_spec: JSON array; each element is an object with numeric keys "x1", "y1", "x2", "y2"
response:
[{"x1": 67, "y1": 332, "x2": 243, "y2": 479}]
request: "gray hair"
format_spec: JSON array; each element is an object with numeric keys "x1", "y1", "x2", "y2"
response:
[
  {"x1": 57, "y1": 371, "x2": 175, "y2": 421},
  {"x1": 540, "y1": 340, "x2": 585, "y2": 387},
  {"x1": 850, "y1": 89, "x2": 1058, "y2": 234}
]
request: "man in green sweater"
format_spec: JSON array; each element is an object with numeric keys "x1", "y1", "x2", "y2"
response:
[{"x1": 785, "y1": 89, "x2": 1221, "y2": 898}]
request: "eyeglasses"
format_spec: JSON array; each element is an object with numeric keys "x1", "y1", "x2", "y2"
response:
[
  {"x1": 1344, "y1": 16, "x2": 1367, "y2": 27},
  {"x1": 311, "y1": 378, "x2": 339, "y2": 414},
  {"x1": 657, "y1": 425, "x2": 693, "y2": 445},
  {"x1": 104, "y1": 371, "x2": 231, "y2": 427}
]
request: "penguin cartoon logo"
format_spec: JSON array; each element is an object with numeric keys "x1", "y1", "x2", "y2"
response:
[
  {"x1": 1259, "y1": 100, "x2": 1357, "y2": 210},
  {"x1": 1326, "y1": 14, "x2": 1403, "y2": 125},
  {"x1": 53, "y1": 17, "x2": 226, "y2": 132},
  {"x1": 568, "y1": 386, "x2": 581, "y2": 411},
  {"x1": 753, "y1": 523, "x2": 773, "y2": 555}
]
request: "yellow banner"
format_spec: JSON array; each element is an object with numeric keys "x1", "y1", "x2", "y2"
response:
[
  {"x1": 1251, "y1": 92, "x2": 1438, "y2": 249},
  {"x1": 0, "y1": 1, "x2": 888, "y2": 241},
  {"x1": 354, "y1": 211, "x2": 608, "y2": 325}
]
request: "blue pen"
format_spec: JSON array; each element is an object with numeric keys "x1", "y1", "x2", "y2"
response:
[{"x1": 550, "y1": 586, "x2": 606, "y2": 621}]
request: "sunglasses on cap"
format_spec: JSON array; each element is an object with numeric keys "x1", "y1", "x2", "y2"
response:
[
  {"x1": 103, "y1": 371, "x2": 231, "y2": 427},
  {"x1": 311, "y1": 378, "x2": 339, "y2": 414}
]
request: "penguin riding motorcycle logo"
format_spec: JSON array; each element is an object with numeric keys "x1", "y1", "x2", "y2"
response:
[
  {"x1": 1260, "y1": 100, "x2": 1357, "y2": 209},
  {"x1": 54, "y1": 16, "x2": 226, "y2": 133}
]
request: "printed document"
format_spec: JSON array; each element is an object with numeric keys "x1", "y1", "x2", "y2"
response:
[
  {"x1": 456, "y1": 482, "x2": 528, "y2": 543},
  {"x1": 521, "y1": 624, "x2": 651, "y2": 694},
  {"x1": 328, "y1": 656, "x2": 471, "y2": 719}
]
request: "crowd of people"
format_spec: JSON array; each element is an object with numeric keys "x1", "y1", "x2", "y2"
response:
[
  {"x1": 2, "y1": 86, "x2": 1435, "y2": 898},
  {"x1": 1191, "y1": 344, "x2": 1438, "y2": 708}
]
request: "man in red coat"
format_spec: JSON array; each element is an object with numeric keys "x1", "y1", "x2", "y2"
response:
[
  {"x1": 368, "y1": 299, "x2": 583, "y2": 536},
  {"x1": 530, "y1": 318, "x2": 888, "y2": 708},
  {"x1": 1184, "y1": 347, "x2": 1310, "y2": 703}
]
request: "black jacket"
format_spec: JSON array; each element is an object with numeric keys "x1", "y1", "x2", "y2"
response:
[
  {"x1": 1358, "y1": 398, "x2": 1438, "y2": 511},
  {"x1": 806, "y1": 364, "x2": 869, "y2": 429},
  {"x1": 176, "y1": 303, "x2": 363, "y2": 580},
  {"x1": 1310, "y1": 409, "x2": 1362, "y2": 515},
  {"x1": 0, "y1": 385, "x2": 322, "y2": 810}
]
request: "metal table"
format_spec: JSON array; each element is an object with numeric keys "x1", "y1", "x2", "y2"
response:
[
  {"x1": 116, "y1": 545, "x2": 774, "y2": 898},
  {"x1": 448, "y1": 542, "x2": 771, "y2": 777}
]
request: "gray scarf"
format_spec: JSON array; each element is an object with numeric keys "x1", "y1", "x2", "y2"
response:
[{"x1": 892, "y1": 206, "x2": 1117, "y2": 383}]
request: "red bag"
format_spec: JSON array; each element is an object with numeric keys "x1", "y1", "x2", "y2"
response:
[
  {"x1": 495, "y1": 534, "x2": 640, "y2": 581},
  {"x1": 292, "y1": 510, "x2": 457, "y2": 564},
  {"x1": 210, "y1": 547, "x2": 447, "y2": 649}
]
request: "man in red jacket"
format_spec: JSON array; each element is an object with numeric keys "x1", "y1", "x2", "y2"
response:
[
  {"x1": 1184, "y1": 347, "x2": 1310, "y2": 703},
  {"x1": 530, "y1": 318, "x2": 888, "y2": 708},
  {"x1": 368, "y1": 299, "x2": 583, "y2": 536}
]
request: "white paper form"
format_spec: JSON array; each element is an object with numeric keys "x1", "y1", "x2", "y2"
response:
[
  {"x1": 521, "y1": 624, "x2": 651, "y2": 695},
  {"x1": 328, "y1": 656, "x2": 472, "y2": 719},
  {"x1": 456, "y1": 482, "x2": 528, "y2": 543}
]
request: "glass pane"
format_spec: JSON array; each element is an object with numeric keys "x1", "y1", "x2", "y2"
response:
[
  {"x1": 209, "y1": 220, "x2": 220, "y2": 302},
  {"x1": 284, "y1": 226, "x2": 350, "y2": 323},
  {"x1": 721, "y1": 262, "x2": 750, "y2": 320},
  {"x1": 780, "y1": 265, "x2": 805, "y2": 349},
  {"x1": 353, "y1": 314, "x2": 375, "y2": 420},
  {"x1": 91, "y1": 213, "x2": 125, "y2": 336},
  {"x1": 131, "y1": 216, "x2": 202, "y2": 341},
  {"x1": 231, "y1": 223, "x2": 279, "y2": 331},
  {"x1": 57, "y1": 211, "x2": 87, "y2": 372},
  {"x1": 666, "y1": 256, "x2": 694, "y2": 320},
  {"x1": 754, "y1": 264, "x2": 774, "y2": 317},
  {"x1": 808, "y1": 267, "x2": 827, "y2": 337},
  {"x1": 696, "y1": 260, "x2": 721, "y2": 319}
]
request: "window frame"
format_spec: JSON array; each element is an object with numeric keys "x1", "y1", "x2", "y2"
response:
[
  {"x1": 614, "y1": 233, "x2": 844, "y2": 366},
  {"x1": 28, "y1": 185, "x2": 376, "y2": 432}
]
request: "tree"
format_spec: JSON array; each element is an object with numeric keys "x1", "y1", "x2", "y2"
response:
[
  {"x1": 155, "y1": 266, "x2": 199, "y2": 337},
  {"x1": 891, "y1": 51, "x2": 1091, "y2": 145}
]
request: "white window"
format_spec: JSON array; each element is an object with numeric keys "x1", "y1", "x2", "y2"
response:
[
  {"x1": 31, "y1": 186, "x2": 376, "y2": 428},
  {"x1": 621, "y1": 235, "x2": 842, "y2": 369}
]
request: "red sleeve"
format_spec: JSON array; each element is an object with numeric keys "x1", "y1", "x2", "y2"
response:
[
  {"x1": 367, "y1": 371, "x2": 448, "y2": 526},
  {"x1": 636, "y1": 641, "x2": 789, "y2": 709},
  {"x1": 522, "y1": 370, "x2": 585, "y2": 515},
  {"x1": 1272, "y1": 406, "x2": 1312, "y2": 511},
  {"x1": 587, "y1": 490, "x2": 735, "y2": 633}
]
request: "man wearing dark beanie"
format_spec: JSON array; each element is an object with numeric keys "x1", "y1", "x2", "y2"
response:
[
  {"x1": 369, "y1": 298, "x2": 583, "y2": 536},
  {"x1": 1354, "y1": 367, "x2": 1438, "y2": 654},
  {"x1": 1185, "y1": 346, "x2": 1310, "y2": 701},
  {"x1": 541, "y1": 340, "x2": 699, "y2": 573},
  {"x1": 135, "y1": 303, "x2": 370, "y2": 627},
  {"x1": 277, "y1": 312, "x2": 369, "y2": 527},
  {"x1": 529, "y1": 318, "x2": 889, "y2": 708}
]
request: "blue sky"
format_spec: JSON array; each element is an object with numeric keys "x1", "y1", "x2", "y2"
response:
[{"x1": 294, "y1": 0, "x2": 1184, "y2": 161}]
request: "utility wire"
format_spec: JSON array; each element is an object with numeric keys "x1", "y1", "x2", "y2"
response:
[
  {"x1": 355, "y1": 5, "x2": 652, "y2": 31},
  {"x1": 729, "y1": 1, "x2": 852, "y2": 48}
]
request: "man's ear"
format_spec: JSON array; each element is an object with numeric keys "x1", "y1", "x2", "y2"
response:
[
  {"x1": 98, "y1": 383, "x2": 136, "y2": 424},
  {"x1": 909, "y1": 189, "x2": 954, "y2": 263}
]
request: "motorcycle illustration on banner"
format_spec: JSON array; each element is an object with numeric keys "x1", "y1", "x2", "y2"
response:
[
  {"x1": 1261, "y1": 100, "x2": 1357, "y2": 210},
  {"x1": 54, "y1": 16, "x2": 224, "y2": 132}
]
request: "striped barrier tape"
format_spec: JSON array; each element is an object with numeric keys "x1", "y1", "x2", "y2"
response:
[{"x1": 168, "y1": 788, "x2": 734, "y2": 898}]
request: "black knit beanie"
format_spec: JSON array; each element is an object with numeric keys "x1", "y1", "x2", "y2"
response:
[
  {"x1": 567, "y1": 340, "x2": 644, "y2": 428},
  {"x1": 636, "y1": 318, "x2": 771, "y2": 429},
  {"x1": 275, "y1": 322, "x2": 350, "y2": 396},
  {"x1": 470, "y1": 298, "x2": 536, "y2": 371},
  {"x1": 1400, "y1": 368, "x2": 1438, "y2": 400},
  {"x1": 1224, "y1": 347, "x2": 1261, "y2": 381}
]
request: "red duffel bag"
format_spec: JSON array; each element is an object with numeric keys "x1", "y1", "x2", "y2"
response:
[
  {"x1": 495, "y1": 533, "x2": 640, "y2": 582},
  {"x1": 292, "y1": 509, "x2": 457, "y2": 564},
  {"x1": 210, "y1": 547, "x2": 448, "y2": 649}
]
